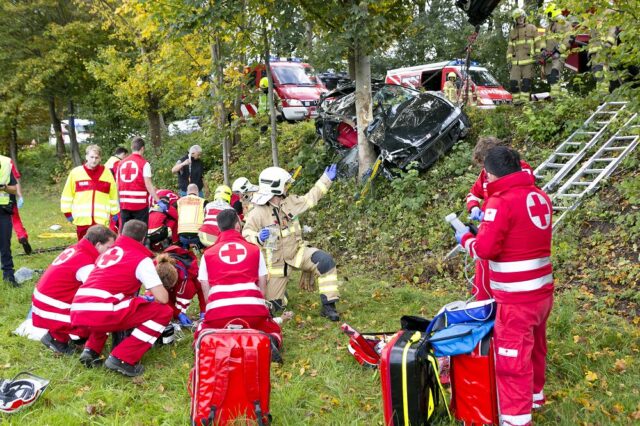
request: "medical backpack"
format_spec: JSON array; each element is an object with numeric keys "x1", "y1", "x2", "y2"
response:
[{"x1": 189, "y1": 327, "x2": 272, "y2": 425}]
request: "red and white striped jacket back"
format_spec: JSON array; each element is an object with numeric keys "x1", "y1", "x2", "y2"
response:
[{"x1": 117, "y1": 153, "x2": 149, "y2": 211}]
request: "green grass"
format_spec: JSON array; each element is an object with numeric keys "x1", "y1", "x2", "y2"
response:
[{"x1": 2, "y1": 188, "x2": 639, "y2": 425}]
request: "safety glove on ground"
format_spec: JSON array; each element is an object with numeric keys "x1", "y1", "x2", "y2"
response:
[{"x1": 178, "y1": 313, "x2": 193, "y2": 327}]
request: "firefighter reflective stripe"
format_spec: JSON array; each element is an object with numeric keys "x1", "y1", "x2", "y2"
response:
[
  {"x1": 318, "y1": 274, "x2": 337, "y2": 284},
  {"x1": 490, "y1": 274, "x2": 553, "y2": 292},
  {"x1": 501, "y1": 413, "x2": 532, "y2": 425},
  {"x1": 70, "y1": 299, "x2": 132, "y2": 312},
  {"x1": 402, "y1": 332, "x2": 422, "y2": 425},
  {"x1": 303, "y1": 195, "x2": 317, "y2": 209},
  {"x1": 489, "y1": 257, "x2": 550, "y2": 273},
  {"x1": 318, "y1": 274, "x2": 338, "y2": 294},
  {"x1": 33, "y1": 289, "x2": 71, "y2": 310},
  {"x1": 513, "y1": 39, "x2": 534, "y2": 46},
  {"x1": 75, "y1": 287, "x2": 125, "y2": 301},
  {"x1": 265, "y1": 249, "x2": 285, "y2": 277},
  {"x1": 31, "y1": 306, "x2": 71, "y2": 323},
  {"x1": 511, "y1": 59, "x2": 535, "y2": 65},
  {"x1": 208, "y1": 282, "x2": 261, "y2": 294},
  {"x1": 315, "y1": 180, "x2": 329, "y2": 195},
  {"x1": 292, "y1": 246, "x2": 306, "y2": 268},
  {"x1": 206, "y1": 296, "x2": 266, "y2": 311},
  {"x1": 280, "y1": 221, "x2": 301, "y2": 237}
]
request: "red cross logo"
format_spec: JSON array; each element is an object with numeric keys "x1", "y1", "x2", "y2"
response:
[
  {"x1": 219, "y1": 243, "x2": 247, "y2": 265},
  {"x1": 119, "y1": 161, "x2": 139, "y2": 183},
  {"x1": 52, "y1": 248, "x2": 76, "y2": 266},
  {"x1": 96, "y1": 247, "x2": 124, "y2": 268},
  {"x1": 526, "y1": 192, "x2": 551, "y2": 230}
]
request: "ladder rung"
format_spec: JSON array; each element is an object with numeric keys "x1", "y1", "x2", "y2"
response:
[
  {"x1": 602, "y1": 147, "x2": 628, "y2": 151},
  {"x1": 613, "y1": 136, "x2": 637, "y2": 141},
  {"x1": 553, "y1": 206, "x2": 570, "y2": 211},
  {"x1": 546, "y1": 162, "x2": 564, "y2": 168},
  {"x1": 592, "y1": 157, "x2": 615, "y2": 161},
  {"x1": 585, "y1": 168, "x2": 605, "y2": 173},
  {"x1": 565, "y1": 142, "x2": 582, "y2": 146},
  {"x1": 555, "y1": 153, "x2": 576, "y2": 157},
  {"x1": 596, "y1": 121, "x2": 611, "y2": 125},
  {"x1": 557, "y1": 193, "x2": 581, "y2": 198},
  {"x1": 570, "y1": 181, "x2": 591, "y2": 186},
  {"x1": 574, "y1": 131, "x2": 597, "y2": 135}
]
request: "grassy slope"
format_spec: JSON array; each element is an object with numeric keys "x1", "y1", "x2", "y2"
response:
[{"x1": 2, "y1": 103, "x2": 640, "y2": 425}]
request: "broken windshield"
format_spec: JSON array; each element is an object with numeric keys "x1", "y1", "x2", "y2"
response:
[
  {"x1": 467, "y1": 69, "x2": 501, "y2": 87},
  {"x1": 272, "y1": 65, "x2": 319, "y2": 86}
]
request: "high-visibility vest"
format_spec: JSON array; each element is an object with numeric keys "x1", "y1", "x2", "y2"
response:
[
  {"x1": 60, "y1": 165, "x2": 119, "y2": 226},
  {"x1": 177, "y1": 194, "x2": 205, "y2": 234},
  {"x1": 0, "y1": 155, "x2": 11, "y2": 206}
]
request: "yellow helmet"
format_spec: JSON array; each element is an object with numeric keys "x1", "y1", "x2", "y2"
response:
[
  {"x1": 447, "y1": 72, "x2": 457, "y2": 80},
  {"x1": 512, "y1": 8, "x2": 526, "y2": 20},
  {"x1": 213, "y1": 185, "x2": 232, "y2": 204},
  {"x1": 259, "y1": 76, "x2": 269, "y2": 89},
  {"x1": 544, "y1": 3, "x2": 562, "y2": 20}
]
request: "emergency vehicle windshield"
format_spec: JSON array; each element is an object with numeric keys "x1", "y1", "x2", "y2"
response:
[
  {"x1": 272, "y1": 64, "x2": 319, "y2": 86},
  {"x1": 465, "y1": 69, "x2": 501, "y2": 87}
]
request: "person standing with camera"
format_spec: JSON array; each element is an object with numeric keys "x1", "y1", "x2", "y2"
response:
[{"x1": 172, "y1": 145, "x2": 204, "y2": 197}]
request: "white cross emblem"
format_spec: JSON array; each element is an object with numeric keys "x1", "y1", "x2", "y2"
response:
[
  {"x1": 526, "y1": 192, "x2": 551, "y2": 230},
  {"x1": 52, "y1": 248, "x2": 76, "y2": 266},
  {"x1": 218, "y1": 243, "x2": 247, "y2": 265},
  {"x1": 96, "y1": 247, "x2": 124, "y2": 268},
  {"x1": 119, "y1": 161, "x2": 139, "y2": 183}
]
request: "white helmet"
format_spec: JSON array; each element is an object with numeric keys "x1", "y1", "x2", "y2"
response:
[
  {"x1": 0, "y1": 372, "x2": 50, "y2": 414},
  {"x1": 232, "y1": 177, "x2": 259, "y2": 194},
  {"x1": 252, "y1": 167, "x2": 293, "y2": 205}
]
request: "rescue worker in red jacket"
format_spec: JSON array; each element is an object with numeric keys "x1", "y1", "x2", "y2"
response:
[
  {"x1": 197, "y1": 209, "x2": 283, "y2": 363},
  {"x1": 157, "y1": 245, "x2": 206, "y2": 326},
  {"x1": 70, "y1": 220, "x2": 173, "y2": 377},
  {"x1": 147, "y1": 190, "x2": 179, "y2": 250},
  {"x1": 465, "y1": 137, "x2": 535, "y2": 301},
  {"x1": 117, "y1": 137, "x2": 161, "y2": 229},
  {"x1": 456, "y1": 147, "x2": 554, "y2": 426},
  {"x1": 33, "y1": 225, "x2": 116, "y2": 355}
]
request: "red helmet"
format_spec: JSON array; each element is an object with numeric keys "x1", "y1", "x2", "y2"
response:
[{"x1": 0, "y1": 372, "x2": 50, "y2": 414}]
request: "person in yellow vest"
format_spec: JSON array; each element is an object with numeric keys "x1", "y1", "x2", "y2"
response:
[
  {"x1": 60, "y1": 145, "x2": 119, "y2": 241},
  {"x1": 443, "y1": 72, "x2": 459, "y2": 104},
  {"x1": 541, "y1": 4, "x2": 573, "y2": 98},
  {"x1": 0, "y1": 154, "x2": 18, "y2": 286},
  {"x1": 177, "y1": 183, "x2": 206, "y2": 249},
  {"x1": 258, "y1": 76, "x2": 269, "y2": 114},
  {"x1": 507, "y1": 8, "x2": 539, "y2": 103},
  {"x1": 103, "y1": 147, "x2": 128, "y2": 177}
]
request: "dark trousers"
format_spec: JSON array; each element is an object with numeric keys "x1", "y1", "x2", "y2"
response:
[
  {"x1": 120, "y1": 209, "x2": 149, "y2": 232},
  {"x1": 0, "y1": 213, "x2": 14, "y2": 278}
]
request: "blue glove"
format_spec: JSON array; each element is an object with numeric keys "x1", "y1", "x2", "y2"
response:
[
  {"x1": 258, "y1": 228, "x2": 271, "y2": 243},
  {"x1": 324, "y1": 164, "x2": 337, "y2": 181},
  {"x1": 178, "y1": 312, "x2": 193, "y2": 326},
  {"x1": 158, "y1": 200, "x2": 169, "y2": 213},
  {"x1": 142, "y1": 295, "x2": 155, "y2": 302},
  {"x1": 199, "y1": 312, "x2": 205, "y2": 320},
  {"x1": 455, "y1": 226, "x2": 471, "y2": 244},
  {"x1": 17, "y1": 197, "x2": 24, "y2": 209},
  {"x1": 112, "y1": 214, "x2": 119, "y2": 224},
  {"x1": 469, "y1": 207, "x2": 484, "y2": 221},
  {"x1": 66, "y1": 215, "x2": 74, "y2": 223}
]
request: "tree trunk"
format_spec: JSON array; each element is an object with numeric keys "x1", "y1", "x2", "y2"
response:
[
  {"x1": 305, "y1": 21, "x2": 313, "y2": 51},
  {"x1": 354, "y1": 44, "x2": 376, "y2": 178},
  {"x1": 146, "y1": 93, "x2": 162, "y2": 149},
  {"x1": 49, "y1": 96, "x2": 65, "y2": 159},
  {"x1": 9, "y1": 121, "x2": 18, "y2": 166},
  {"x1": 262, "y1": 19, "x2": 279, "y2": 167},
  {"x1": 68, "y1": 99, "x2": 82, "y2": 166},
  {"x1": 211, "y1": 38, "x2": 230, "y2": 186}
]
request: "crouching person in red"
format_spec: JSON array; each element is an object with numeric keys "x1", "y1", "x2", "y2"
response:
[
  {"x1": 70, "y1": 220, "x2": 173, "y2": 377},
  {"x1": 456, "y1": 147, "x2": 554, "y2": 426},
  {"x1": 196, "y1": 209, "x2": 283, "y2": 363},
  {"x1": 33, "y1": 225, "x2": 116, "y2": 355}
]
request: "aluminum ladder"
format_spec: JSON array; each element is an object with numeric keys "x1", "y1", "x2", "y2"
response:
[
  {"x1": 551, "y1": 113, "x2": 640, "y2": 230},
  {"x1": 534, "y1": 101, "x2": 628, "y2": 192}
]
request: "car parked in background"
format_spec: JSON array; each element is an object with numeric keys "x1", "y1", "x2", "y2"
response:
[{"x1": 48, "y1": 119, "x2": 95, "y2": 145}]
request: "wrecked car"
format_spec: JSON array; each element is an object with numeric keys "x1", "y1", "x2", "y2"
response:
[{"x1": 315, "y1": 83, "x2": 470, "y2": 176}]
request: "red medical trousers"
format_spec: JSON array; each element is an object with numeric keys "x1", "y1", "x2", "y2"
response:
[
  {"x1": 11, "y1": 208, "x2": 28, "y2": 240},
  {"x1": 472, "y1": 259, "x2": 494, "y2": 301},
  {"x1": 494, "y1": 295, "x2": 553, "y2": 426}
]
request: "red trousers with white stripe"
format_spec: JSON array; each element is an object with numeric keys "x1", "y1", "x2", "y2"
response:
[
  {"x1": 196, "y1": 316, "x2": 283, "y2": 348},
  {"x1": 31, "y1": 306, "x2": 89, "y2": 344},
  {"x1": 11, "y1": 208, "x2": 28, "y2": 240},
  {"x1": 73, "y1": 299, "x2": 173, "y2": 365},
  {"x1": 494, "y1": 295, "x2": 553, "y2": 426},
  {"x1": 170, "y1": 277, "x2": 206, "y2": 318}
]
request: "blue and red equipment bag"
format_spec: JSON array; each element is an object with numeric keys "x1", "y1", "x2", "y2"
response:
[
  {"x1": 449, "y1": 332, "x2": 499, "y2": 425},
  {"x1": 380, "y1": 329, "x2": 450, "y2": 425},
  {"x1": 189, "y1": 327, "x2": 272, "y2": 426}
]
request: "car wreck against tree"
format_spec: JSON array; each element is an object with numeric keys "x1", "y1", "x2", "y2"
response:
[{"x1": 315, "y1": 84, "x2": 470, "y2": 177}]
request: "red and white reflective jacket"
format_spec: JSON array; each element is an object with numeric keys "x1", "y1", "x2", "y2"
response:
[
  {"x1": 199, "y1": 200, "x2": 234, "y2": 237},
  {"x1": 71, "y1": 235, "x2": 159, "y2": 324},
  {"x1": 117, "y1": 153, "x2": 149, "y2": 211},
  {"x1": 202, "y1": 229, "x2": 269, "y2": 321},
  {"x1": 461, "y1": 171, "x2": 553, "y2": 304},
  {"x1": 162, "y1": 245, "x2": 205, "y2": 316},
  {"x1": 466, "y1": 160, "x2": 534, "y2": 212},
  {"x1": 32, "y1": 239, "x2": 98, "y2": 324}
]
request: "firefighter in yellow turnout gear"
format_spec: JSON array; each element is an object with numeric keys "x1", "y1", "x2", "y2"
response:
[
  {"x1": 243, "y1": 165, "x2": 341, "y2": 321},
  {"x1": 507, "y1": 8, "x2": 539, "y2": 103},
  {"x1": 541, "y1": 4, "x2": 573, "y2": 98},
  {"x1": 443, "y1": 72, "x2": 459, "y2": 104}
]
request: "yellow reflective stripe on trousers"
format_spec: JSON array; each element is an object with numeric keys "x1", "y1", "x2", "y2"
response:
[
  {"x1": 265, "y1": 248, "x2": 285, "y2": 277},
  {"x1": 292, "y1": 246, "x2": 305, "y2": 268},
  {"x1": 402, "y1": 332, "x2": 422, "y2": 425},
  {"x1": 318, "y1": 285, "x2": 338, "y2": 293},
  {"x1": 317, "y1": 274, "x2": 337, "y2": 284}
]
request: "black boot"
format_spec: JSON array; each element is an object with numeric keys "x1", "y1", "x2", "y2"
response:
[
  {"x1": 41, "y1": 332, "x2": 74, "y2": 355},
  {"x1": 105, "y1": 355, "x2": 144, "y2": 377},
  {"x1": 268, "y1": 335, "x2": 283, "y2": 364},
  {"x1": 3, "y1": 273, "x2": 18, "y2": 288},
  {"x1": 320, "y1": 295, "x2": 340, "y2": 322},
  {"x1": 19, "y1": 237, "x2": 32, "y2": 255},
  {"x1": 79, "y1": 348, "x2": 103, "y2": 368}
]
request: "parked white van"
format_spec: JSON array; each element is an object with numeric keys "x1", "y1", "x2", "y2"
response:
[{"x1": 48, "y1": 119, "x2": 95, "y2": 145}]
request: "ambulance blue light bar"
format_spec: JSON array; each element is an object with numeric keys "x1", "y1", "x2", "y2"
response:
[{"x1": 449, "y1": 59, "x2": 479, "y2": 66}]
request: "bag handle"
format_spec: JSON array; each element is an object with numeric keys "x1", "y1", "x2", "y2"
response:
[
  {"x1": 427, "y1": 353, "x2": 451, "y2": 419},
  {"x1": 203, "y1": 345, "x2": 232, "y2": 426},
  {"x1": 224, "y1": 318, "x2": 251, "y2": 329},
  {"x1": 243, "y1": 345, "x2": 267, "y2": 425},
  {"x1": 459, "y1": 298, "x2": 495, "y2": 322}
]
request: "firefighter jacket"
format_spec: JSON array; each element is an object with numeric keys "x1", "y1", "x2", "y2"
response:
[
  {"x1": 443, "y1": 81, "x2": 458, "y2": 103},
  {"x1": 544, "y1": 20, "x2": 572, "y2": 57},
  {"x1": 177, "y1": 194, "x2": 206, "y2": 234},
  {"x1": 117, "y1": 153, "x2": 150, "y2": 211},
  {"x1": 466, "y1": 160, "x2": 534, "y2": 212},
  {"x1": 0, "y1": 155, "x2": 12, "y2": 207},
  {"x1": 71, "y1": 235, "x2": 160, "y2": 324},
  {"x1": 32, "y1": 238, "x2": 99, "y2": 324},
  {"x1": 461, "y1": 171, "x2": 554, "y2": 305},
  {"x1": 507, "y1": 23, "x2": 540, "y2": 66},
  {"x1": 242, "y1": 174, "x2": 332, "y2": 263},
  {"x1": 201, "y1": 229, "x2": 269, "y2": 321},
  {"x1": 199, "y1": 199, "x2": 234, "y2": 237},
  {"x1": 60, "y1": 165, "x2": 119, "y2": 227}
]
